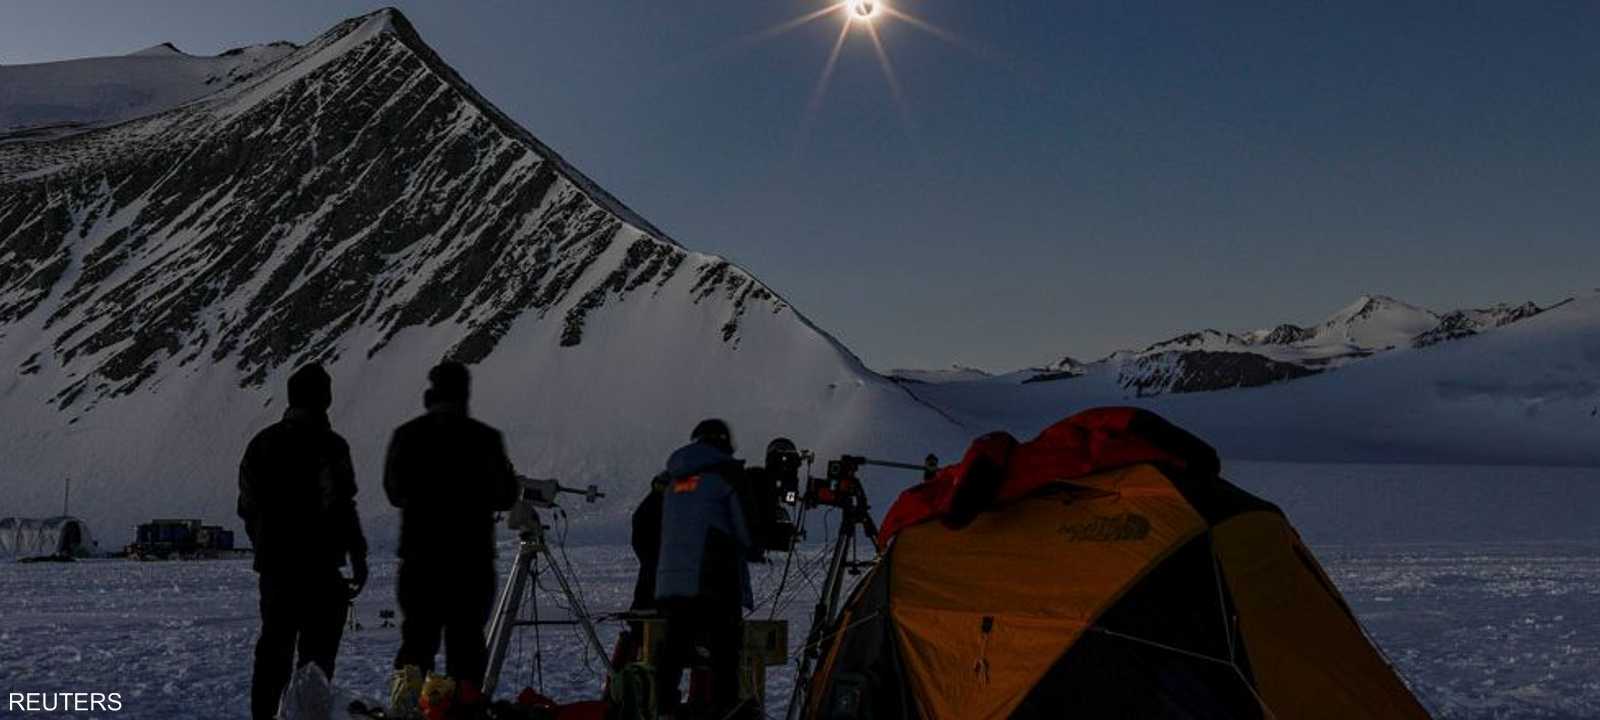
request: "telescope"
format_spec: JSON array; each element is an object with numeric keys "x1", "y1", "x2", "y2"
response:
[
  {"x1": 506, "y1": 476, "x2": 603, "y2": 532},
  {"x1": 516, "y1": 476, "x2": 603, "y2": 506},
  {"x1": 751, "y1": 450, "x2": 939, "y2": 552},
  {"x1": 803, "y1": 453, "x2": 938, "y2": 511}
]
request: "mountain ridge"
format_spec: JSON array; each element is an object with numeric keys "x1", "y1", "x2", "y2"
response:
[
  {"x1": 0, "y1": 7, "x2": 880, "y2": 409},
  {"x1": 0, "y1": 8, "x2": 959, "y2": 544},
  {"x1": 905, "y1": 292, "x2": 1600, "y2": 467},
  {"x1": 966, "y1": 293, "x2": 1567, "y2": 396}
]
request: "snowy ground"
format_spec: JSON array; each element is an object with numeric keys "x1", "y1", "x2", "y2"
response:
[{"x1": 3, "y1": 464, "x2": 1598, "y2": 719}]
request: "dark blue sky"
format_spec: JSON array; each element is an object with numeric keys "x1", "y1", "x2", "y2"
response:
[{"x1": 6, "y1": 1, "x2": 1598, "y2": 370}]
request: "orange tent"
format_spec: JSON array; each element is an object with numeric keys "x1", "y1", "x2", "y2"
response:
[{"x1": 803, "y1": 407, "x2": 1430, "y2": 719}]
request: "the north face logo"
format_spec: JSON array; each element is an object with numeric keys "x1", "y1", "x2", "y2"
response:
[{"x1": 1057, "y1": 513, "x2": 1151, "y2": 542}]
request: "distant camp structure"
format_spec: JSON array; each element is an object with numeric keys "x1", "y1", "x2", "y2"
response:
[
  {"x1": 799, "y1": 407, "x2": 1431, "y2": 720},
  {"x1": 125, "y1": 519, "x2": 239, "y2": 560},
  {"x1": 0, "y1": 516, "x2": 98, "y2": 561}
]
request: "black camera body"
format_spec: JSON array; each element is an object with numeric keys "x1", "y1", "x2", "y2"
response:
[
  {"x1": 744, "y1": 460, "x2": 803, "y2": 553},
  {"x1": 808, "y1": 455, "x2": 868, "y2": 511},
  {"x1": 746, "y1": 450, "x2": 935, "y2": 553}
]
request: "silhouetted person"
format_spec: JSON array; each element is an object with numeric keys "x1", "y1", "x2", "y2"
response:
[
  {"x1": 238, "y1": 362, "x2": 369, "y2": 720},
  {"x1": 654, "y1": 419, "x2": 757, "y2": 719},
  {"x1": 611, "y1": 471, "x2": 669, "y2": 674},
  {"x1": 384, "y1": 361, "x2": 519, "y2": 707},
  {"x1": 629, "y1": 472, "x2": 669, "y2": 613}
]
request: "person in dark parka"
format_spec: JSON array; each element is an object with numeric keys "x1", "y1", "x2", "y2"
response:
[
  {"x1": 629, "y1": 472, "x2": 669, "y2": 613},
  {"x1": 384, "y1": 361, "x2": 519, "y2": 696},
  {"x1": 653, "y1": 419, "x2": 758, "y2": 719},
  {"x1": 238, "y1": 362, "x2": 369, "y2": 720}
]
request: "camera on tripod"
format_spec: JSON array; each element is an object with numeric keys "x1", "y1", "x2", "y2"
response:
[
  {"x1": 747, "y1": 449, "x2": 940, "y2": 553},
  {"x1": 804, "y1": 453, "x2": 938, "y2": 511},
  {"x1": 741, "y1": 446, "x2": 810, "y2": 553},
  {"x1": 808, "y1": 455, "x2": 868, "y2": 511},
  {"x1": 506, "y1": 476, "x2": 604, "y2": 532},
  {"x1": 486, "y1": 477, "x2": 609, "y2": 696}
]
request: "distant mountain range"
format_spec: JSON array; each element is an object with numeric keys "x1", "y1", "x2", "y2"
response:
[
  {"x1": 893, "y1": 294, "x2": 1568, "y2": 396},
  {"x1": 902, "y1": 291, "x2": 1600, "y2": 467}
]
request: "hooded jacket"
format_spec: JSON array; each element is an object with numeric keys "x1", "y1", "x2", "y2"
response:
[{"x1": 654, "y1": 441, "x2": 755, "y2": 608}]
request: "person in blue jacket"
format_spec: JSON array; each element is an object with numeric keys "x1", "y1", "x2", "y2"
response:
[{"x1": 653, "y1": 418, "x2": 758, "y2": 719}]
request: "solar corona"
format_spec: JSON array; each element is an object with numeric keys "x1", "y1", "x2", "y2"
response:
[{"x1": 733, "y1": 1, "x2": 970, "y2": 145}]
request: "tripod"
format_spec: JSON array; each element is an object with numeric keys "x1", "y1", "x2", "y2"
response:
[
  {"x1": 783, "y1": 455, "x2": 933, "y2": 720},
  {"x1": 482, "y1": 505, "x2": 613, "y2": 698},
  {"x1": 783, "y1": 483, "x2": 882, "y2": 720}
]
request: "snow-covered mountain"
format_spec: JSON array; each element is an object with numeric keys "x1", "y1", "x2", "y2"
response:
[
  {"x1": 1412, "y1": 301, "x2": 1546, "y2": 348},
  {"x1": 0, "y1": 9, "x2": 964, "y2": 545},
  {"x1": 1308, "y1": 294, "x2": 1441, "y2": 350},
  {"x1": 0, "y1": 40, "x2": 297, "y2": 141},
  {"x1": 911, "y1": 292, "x2": 1600, "y2": 466},
  {"x1": 1017, "y1": 294, "x2": 1558, "y2": 396}
]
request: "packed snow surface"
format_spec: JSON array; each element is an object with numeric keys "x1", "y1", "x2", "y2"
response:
[
  {"x1": 3, "y1": 463, "x2": 1599, "y2": 719},
  {"x1": 4, "y1": 543, "x2": 1599, "y2": 720}
]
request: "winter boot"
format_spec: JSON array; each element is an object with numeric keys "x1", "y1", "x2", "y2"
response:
[
  {"x1": 389, "y1": 664, "x2": 425, "y2": 719},
  {"x1": 419, "y1": 673, "x2": 457, "y2": 720}
]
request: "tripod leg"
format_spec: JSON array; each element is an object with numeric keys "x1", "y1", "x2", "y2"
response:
[
  {"x1": 821, "y1": 522, "x2": 855, "y2": 624},
  {"x1": 787, "y1": 517, "x2": 858, "y2": 720},
  {"x1": 785, "y1": 650, "x2": 814, "y2": 720},
  {"x1": 538, "y1": 544, "x2": 614, "y2": 675},
  {"x1": 532, "y1": 557, "x2": 543, "y2": 692},
  {"x1": 483, "y1": 542, "x2": 535, "y2": 697}
]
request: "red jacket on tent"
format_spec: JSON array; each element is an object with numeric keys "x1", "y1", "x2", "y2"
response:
[{"x1": 878, "y1": 407, "x2": 1220, "y2": 545}]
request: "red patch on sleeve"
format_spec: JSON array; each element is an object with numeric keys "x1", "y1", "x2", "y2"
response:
[{"x1": 672, "y1": 476, "x2": 700, "y2": 494}]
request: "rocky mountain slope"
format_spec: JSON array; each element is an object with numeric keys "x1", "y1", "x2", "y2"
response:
[{"x1": 0, "y1": 9, "x2": 962, "y2": 544}]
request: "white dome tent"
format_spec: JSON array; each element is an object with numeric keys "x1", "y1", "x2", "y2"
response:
[{"x1": 0, "y1": 516, "x2": 97, "y2": 560}]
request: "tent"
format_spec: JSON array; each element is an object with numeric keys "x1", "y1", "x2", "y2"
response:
[
  {"x1": 0, "y1": 516, "x2": 97, "y2": 559},
  {"x1": 802, "y1": 407, "x2": 1430, "y2": 720}
]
